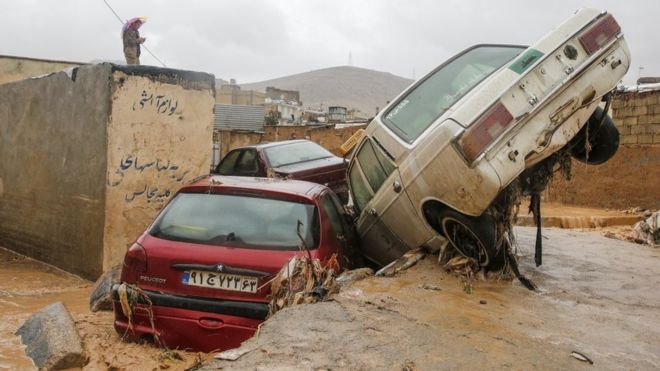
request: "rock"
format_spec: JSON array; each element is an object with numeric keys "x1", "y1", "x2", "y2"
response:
[
  {"x1": 632, "y1": 211, "x2": 660, "y2": 246},
  {"x1": 15, "y1": 302, "x2": 86, "y2": 370},
  {"x1": 89, "y1": 265, "x2": 121, "y2": 312},
  {"x1": 336, "y1": 268, "x2": 374, "y2": 286}
]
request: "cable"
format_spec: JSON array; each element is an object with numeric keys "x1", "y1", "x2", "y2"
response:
[{"x1": 101, "y1": 0, "x2": 167, "y2": 67}]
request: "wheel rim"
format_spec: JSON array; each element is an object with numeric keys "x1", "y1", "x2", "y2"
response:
[{"x1": 442, "y1": 217, "x2": 489, "y2": 266}]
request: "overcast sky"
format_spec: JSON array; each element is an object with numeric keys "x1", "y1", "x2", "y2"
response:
[{"x1": 1, "y1": 0, "x2": 656, "y2": 84}]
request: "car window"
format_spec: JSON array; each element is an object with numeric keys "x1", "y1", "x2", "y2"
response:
[
  {"x1": 348, "y1": 163, "x2": 372, "y2": 213},
  {"x1": 150, "y1": 193, "x2": 319, "y2": 250},
  {"x1": 215, "y1": 150, "x2": 241, "y2": 174},
  {"x1": 383, "y1": 45, "x2": 525, "y2": 143},
  {"x1": 320, "y1": 192, "x2": 345, "y2": 237},
  {"x1": 355, "y1": 139, "x2": 396, "y2": 194},
  {"x1": 264, "y1": 141, "x2": 334, "y2": 168},
  {"x1": 235, "y1": 149, "x2": 257, "y2": 174}
]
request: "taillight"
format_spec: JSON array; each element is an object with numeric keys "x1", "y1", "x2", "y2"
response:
[
  {"x1": 124, "y1": 242, "x2": 147, "y2": 272},
  {"x1": 458, "y1": 101, "x2": 514, "y2": 164},
  {"x1": 578, "y1": 14, "x2": 620, "y2": 55}
]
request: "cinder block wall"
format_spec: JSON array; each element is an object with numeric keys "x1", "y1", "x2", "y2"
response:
[
  {"x1": 0, "y1": 63, "x2": 215, "y2": 278},
  {"x1": 546, "y1": 90, "x2": 660, "y2": 210},
  {"x1": 611, "y1": 90, "x2": 660, "y2": 144}
]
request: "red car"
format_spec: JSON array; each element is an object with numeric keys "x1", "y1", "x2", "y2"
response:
[
  {"x1": 112, "y1": 176, "x2": 354, "y2": 352},
  {"x1": 213, "y1": 140, "x2": 348, "y2": 203}
]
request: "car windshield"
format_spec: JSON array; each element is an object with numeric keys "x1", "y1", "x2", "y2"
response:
[
  {"x1": 383, "y1": 45, "x2": 525, "y2": 143},
  {"x1": 264, "y1": 141, "x2": 334, "y2": 167},
  {"x1": 150, "y1": 193, "x2": 319, "y2": 250}
]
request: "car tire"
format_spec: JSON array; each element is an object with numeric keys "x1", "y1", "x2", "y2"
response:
[
  {"x1": 437, "y1": 209, "x2": 503, "y2": 269},
  {"x1": 569, "y1": 107, "x2": 620, "y2": 165}
]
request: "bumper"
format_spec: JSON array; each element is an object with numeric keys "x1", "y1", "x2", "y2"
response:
[{"x1": 112, "y1": 284, "x2": 268, "y2": 352}]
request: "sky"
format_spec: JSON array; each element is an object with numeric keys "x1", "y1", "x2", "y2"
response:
[{"x1": 1, "y1": 0, "x2": 656, "y2": 85}]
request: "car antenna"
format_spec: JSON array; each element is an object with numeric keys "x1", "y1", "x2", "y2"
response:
[{"x1": 296, "y1": 220, "x2": 313, "y2": 261}]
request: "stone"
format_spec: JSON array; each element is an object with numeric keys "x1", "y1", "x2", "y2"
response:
[
  {"x1": 89, "y1": 265, "x2": 121, "y2": 312},
  {"x1": 15, "y1": 302, "x2": 86, "y2": 370}
]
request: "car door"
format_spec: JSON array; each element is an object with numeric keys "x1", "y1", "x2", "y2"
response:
[{"x1": 348, "y1": 138, "x2": 429, "y2": 266}]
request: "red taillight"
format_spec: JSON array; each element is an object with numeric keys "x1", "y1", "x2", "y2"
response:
[
  {"x1": 458, "y1": 101, "x2": 514, "y2": 164},
  {"x1": 579, "y1": 14, "x2": 620, "y2": 55},
  {"x1": 124, "y1": 242, "x2": 147, "y2": 272}
]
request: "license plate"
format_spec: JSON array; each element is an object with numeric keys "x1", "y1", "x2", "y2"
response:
[{"x1": 181, "y1": 270, "x2": 258, "y2": 293}]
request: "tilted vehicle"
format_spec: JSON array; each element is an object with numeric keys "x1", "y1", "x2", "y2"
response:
[
  {"x1": 347, "y1": 8, "x2": 630, "y2": 267},
  {"x1": 113, "y1": 176, "x2": 354, "y2": 352},
  {"x1": 213, "y1": 140, "x2": 349, "y2": 203}
]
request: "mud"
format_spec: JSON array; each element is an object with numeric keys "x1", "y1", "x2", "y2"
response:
[
  {"x1": 515, "y1": 201, "x2": 643, "y2": 229},
  {"x1": 0, "y1": 247, "x2": 205, "y2": 370},
  {"x1": 205, "y1": 227, "x2": 660, "y2": 370}
]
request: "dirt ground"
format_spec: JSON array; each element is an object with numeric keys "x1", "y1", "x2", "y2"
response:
[
  {"x1": 0, "y1": 247, "x2": 206, "y2": 371},
  {"x1": 2, "y1": 226, "x2": 659, "y2": 370},
  {"x1": 202, "y1": 227, "x2": 660, "y2": 370}
]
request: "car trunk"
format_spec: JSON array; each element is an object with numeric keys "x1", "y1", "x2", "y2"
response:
[
  {"x1": 273, "y1": 157, "x2": 347, "y2": 188},
  {"x1": 132, "y1": 234, "x2": 316, "y2": 303}
]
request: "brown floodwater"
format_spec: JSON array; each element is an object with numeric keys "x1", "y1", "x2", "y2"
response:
[{"x1": 0, "y1": 246, "x2": 91, "y2": 370}]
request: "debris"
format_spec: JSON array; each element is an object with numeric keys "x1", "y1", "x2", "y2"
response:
[
  {"x1": 632, "y1": 211, "x2": 660, "y2": 246},
  {"x1": 89, "y1": 265, "x2": 121, "y2": 312},
  {"x1": 420, "y1": 283, "x2": 442, "y2": 291},
  {"x1": 401, "y1": 360, "x2": 417, "y2": 371},
  {"x1": 443, "y1": 256, "x2": 478, "y2": 294},
  {"x1": 336, "y1": 267, "x2": 374, "y2": 286},
  {"x1": 479, "y1": 299, "x2": 487, "y2": 305},
  {"x1": 375, "y1": 248, "x2": 425, "y2": 277},
  {"x1": 15, "y1": 302, "x2": 86, "y2": 370},
  {"x1": 268, "y1": 255, "x2": 339, "y2": 316},
  {"x1": 570, "y1": 350, "x2": 594, "y2": 364},
  {"x1": 214, "y1": 345, "x2": 257, "y2": 361}
]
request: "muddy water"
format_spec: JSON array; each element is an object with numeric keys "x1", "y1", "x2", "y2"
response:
[{"x1": 0, "y1": 247, "x2": 91, "y2": 370}]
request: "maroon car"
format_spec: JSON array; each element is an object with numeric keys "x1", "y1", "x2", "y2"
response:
[
  {"x1": 214, "y1": 140, "x2": 348, "y2": 203},
  {"x1": 112, "y1": 176, "x2": 355, "y2": 352}
]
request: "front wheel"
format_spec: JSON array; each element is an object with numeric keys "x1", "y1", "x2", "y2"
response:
[{"x1": 437, "y1": 209, "x2": 503, "y2": 269}]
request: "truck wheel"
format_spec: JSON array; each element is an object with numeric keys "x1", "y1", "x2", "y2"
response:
[
  {"x1": 437, "y1": 209, "x2": 499, "y2": 268},
  {"x1": 570, "y1": 107, "x2": 620, "y2": 165}
]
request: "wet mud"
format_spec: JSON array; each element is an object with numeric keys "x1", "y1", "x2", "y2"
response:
[
  {"x1": 205, "y1": 227, "x2": 660, "y2": 370},
  {"x1": 0, "y1": 247, "x2": 205, "y2": 370}
]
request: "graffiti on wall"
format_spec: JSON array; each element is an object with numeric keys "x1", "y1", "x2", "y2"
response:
[
  {"x1": 108, "y1": 154, "x2": 193, "y2": 203},
  {"x1": 132, "y1": 90, "x2": 179, "y2": 115}
]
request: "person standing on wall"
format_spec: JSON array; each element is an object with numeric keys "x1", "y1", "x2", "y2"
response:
[{"x1": 122, "y1": 17, "x2": 147, "y2": 65}]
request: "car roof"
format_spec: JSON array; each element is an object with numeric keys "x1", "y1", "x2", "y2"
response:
[
  {"x1": 233, "y1": 139, "x2": 314, "y2": 151},
  {"x1": 179, "y1": 175, "x2": 328, "y2": 200}
]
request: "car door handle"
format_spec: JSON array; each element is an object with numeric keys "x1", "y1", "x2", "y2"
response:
[
  {"x1": 393, "y1": 180, "x2": 402, "y2": 193},
  {"x1": 368, "y1": 208, "x2": 378, "y2": 217}
]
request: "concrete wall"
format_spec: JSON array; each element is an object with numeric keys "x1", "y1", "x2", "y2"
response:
[
  {"x1": 103, "y1": 67, "x2": 214, "y2": 269},
  {"x1": 214, "y1": 124, "x2": 367, "y2": 158},
  {"x1": 0, "y1": 55, "x2": 83, "y2": 85},
  {"x1": 0, "y1": 64, "x2": 111, "y2": 279},
  {"x1": 0, "y1": 63, "x2": 215, "y2": 278},
  {"x1": 611, "y1": 90, "x2": 660, "y2": 144}
]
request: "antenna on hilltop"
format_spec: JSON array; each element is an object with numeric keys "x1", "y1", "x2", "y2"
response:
[{"x1": 348, "y1": 51, "x2": 353, "y2": 66}]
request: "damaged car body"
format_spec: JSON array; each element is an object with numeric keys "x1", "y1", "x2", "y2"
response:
[
  {"x1": 112, "y1": 176, "x2": 354, "y2": 352},
  {"x1": 348, "y1": 9, "x2": 630, "y2": 274}
]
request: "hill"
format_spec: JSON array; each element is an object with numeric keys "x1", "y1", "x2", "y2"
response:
[{"x1": 241, "y1": 66, "x2": 413, "y2": 116}]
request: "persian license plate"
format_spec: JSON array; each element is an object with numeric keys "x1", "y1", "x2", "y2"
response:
[{"x1": 181, "y1": 270, "x2": 258, "y2": 293}]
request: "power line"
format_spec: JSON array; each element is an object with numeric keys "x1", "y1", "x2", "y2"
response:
[{"x1": 101, "y1": 0, "x2": 167, "y2": 67}]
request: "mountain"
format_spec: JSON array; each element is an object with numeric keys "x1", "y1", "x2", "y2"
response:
[{"x1": 241, "y1": 66, "x2": 413, "y2": 116}]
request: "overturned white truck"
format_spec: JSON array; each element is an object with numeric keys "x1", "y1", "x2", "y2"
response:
[{"x1": 347, "y1": 8, "x2": 630, "y2": 283}]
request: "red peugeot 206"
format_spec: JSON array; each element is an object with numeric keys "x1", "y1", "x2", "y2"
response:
[{"x1": 112, "y1": 175, "x2": 354, "y2": 352}]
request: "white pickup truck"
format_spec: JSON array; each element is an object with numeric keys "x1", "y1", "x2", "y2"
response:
[{"x1": 347, "y1": 8, "x2": 630, "y2": 269}]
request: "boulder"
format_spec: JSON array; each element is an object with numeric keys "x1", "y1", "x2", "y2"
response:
[
  {"x1": 15, "y1": 302, "x2": 85, "y2": 370},
  {"x1": 89, "y1": 265, "x2": 121, "y2": 312}
]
